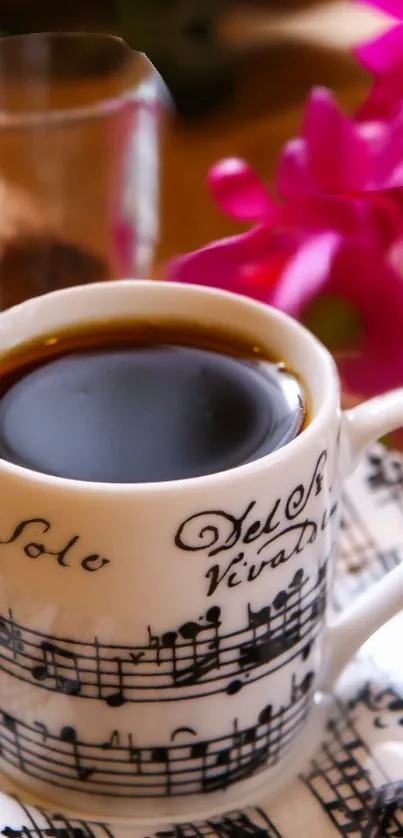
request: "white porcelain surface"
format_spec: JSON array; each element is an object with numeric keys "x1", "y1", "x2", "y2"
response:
[
  {"x1": 1, "y1": 282, "x2": 403, "y2": 821},
  {"x1": 2, "y1": 443, "x2": 403, "y2": 835}
]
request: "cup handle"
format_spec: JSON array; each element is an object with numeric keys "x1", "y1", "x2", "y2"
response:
[{"x1": 320, "y1": 389, "x2": 403, "y2": 691}]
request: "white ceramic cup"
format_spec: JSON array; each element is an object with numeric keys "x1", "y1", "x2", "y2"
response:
[{"x1": 1, "y1": 280, "x2": 403, "y2": 822}]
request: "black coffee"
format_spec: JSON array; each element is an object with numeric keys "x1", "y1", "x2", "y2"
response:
[{"x1": 0, "y1": 320, "x2": 307, "y2": 483}]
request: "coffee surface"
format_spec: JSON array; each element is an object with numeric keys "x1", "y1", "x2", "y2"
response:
[{"x1": 0, "y1": 320, "x2": 306, "y2": 483}]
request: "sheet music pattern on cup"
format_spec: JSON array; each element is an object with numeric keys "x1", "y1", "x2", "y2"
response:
[
  {"x1": 0, "y1": 564, "x2": 327, "y2": 704},
  {"x1": 0, "y1": 669, "x2": 314, "y2": 798},
  {"x1": 2, "y1": 444, "x2": 403, "y2": 835}
]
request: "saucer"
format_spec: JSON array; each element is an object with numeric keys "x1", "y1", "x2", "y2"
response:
[{"x1": 2, "y1": 443, "x2": 403, "y2": 838}]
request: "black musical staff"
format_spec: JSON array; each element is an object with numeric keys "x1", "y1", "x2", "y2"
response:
[
  {"x1": 348, "y1": 681, "x2": 403, "y2": 730},
  {"x1": 1, "y1": 714, "x2": 25, "y2": 774},
  {"x1": 370, "y1": 781, "x2": 403, "y2": 833},
  {"x1": 303, "y1": 698, "x2": 403, "y2": 836},
  {"x1": 144, "y1": 807, "x2": 282, "y2": 838},
  {"x1": 0, "y1": 669, "x2": 314, "y2": 798},
  {"x1": 0, "y1": 796, "x2": 282, "y2": 838},
  {"x1": 333, "y1": 493, "x2": 402, "y2": 612},
  {"x1": 0, "y1": 618, "x2": 24, "y2": 660},
  {"x1": 59, "y1": 727, "x2": 96, "y2": 782},
  {"x1": 366, "y1": 444, "x2": 403, "y2": 509},
  {"x1": 0, "y1": 795, "x2": 113, "y2": 838},
  {"x1": 0, "y1": 563, "x2": 326, "y2": 703},
  {"x1": 31, "y1": 642, "x2": 81, "y2": 697}
]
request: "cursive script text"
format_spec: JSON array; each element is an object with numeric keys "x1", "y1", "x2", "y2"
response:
[{"x1": 0, "y1": 518, "x2": 110, "y2": 573}]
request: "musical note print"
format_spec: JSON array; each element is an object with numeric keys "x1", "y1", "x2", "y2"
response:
[
  {"x1": 0, "y1": 797, "x2": 281, "y2": 838},
  {"x1": 141, "y1": 807, "x2": 282, "y2": 838},
  {"x1": 0, "y1": 670, "x2": 314, "y2": 798},
  {"x1": 333, "y1": 494, "x2": 402, "y2": 612},
  {"x1": 0, "y1": 795, "x2": 114, "y2": 838},
  {"x1": 366, "y1": 444, "x2": 403, "y2": 507},
  {"x1": 370, "y1": 780, "x2": 403, "y2": 830},
  {"x1": 348, "y1": 681, "x2": 403, "y2": 730},
  {"x1": 0, "y1": 563, "x2": 327, "y2": 703},
  {"x1": 31, "y1": 642, "x2": 82, "y2": 696},
  {"x1": 303, "y1": 697, "x2": 403, "y2": 836}
]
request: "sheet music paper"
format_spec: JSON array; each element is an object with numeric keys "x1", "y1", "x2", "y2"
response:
[{"x1": 3, "y1": 444, "x2": 403, "y2": 836}]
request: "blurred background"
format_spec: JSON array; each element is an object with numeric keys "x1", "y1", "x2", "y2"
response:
[{"x1": 0, "y1": 0, "x2": 392, "y2": 280}]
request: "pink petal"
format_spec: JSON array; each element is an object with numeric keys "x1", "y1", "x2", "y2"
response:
[
  {"x1": 355, "y1": 24, "x2": 403, "y2": 74},
  {"x1": 278, "y1": 194, "x2": 366, "y2": 236},
  {"x1": 270, "y1": 232, "x2": 342, "y2": 317},
  {"x1": 371, "y1": 110, "x2": 403, "y2": 187},
  {"x1": 303, "y1": 88, "x2": 372, "y2": 192},
  {"x1": 338, "y1": 349, "x2": 403, "y2": 394},
  {"x1": 353, "y1": 0, "x2": 403, "y2": 19},
  {"x1": 309, "y1": 238, "x2": 403, "y2": 395},
  {"x1": 278, "y1": 190, "x2": 402, "y2": 250},
  {"x1": 382, "y1": 161, "x2": 403, "y2": 186},
  {"x1": 357, "y1": 65, "x2": 403, "y2": 120},
  {"x1": 359, "y1": 190, "x2": 403, "y2": 247},
  {"x1": 357, "y1": 119, "x2": 389, "y2": 155},
  {"x1": 361, "y1": 121, "x2": 394, "y2": 182},
  {"x1": 166, "y1": 225, "x2": 275, "y2": 300},
  {"x1": 276, "y1": 139, "x2": 320, "y2": 199},
  {"x1": 327, "y1": 240, "x2": 403, "y2": 335},
  {"x1": 208, "y1": 158, "x2": 276, "y2": 222}
]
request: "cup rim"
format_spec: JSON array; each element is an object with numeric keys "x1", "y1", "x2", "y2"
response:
[
  {"x1": 0, "y1": 280, "x2": 339, "y2": 495},
  {"x1": 0, "y1": 33, "x2": 158, "y2": 128}
]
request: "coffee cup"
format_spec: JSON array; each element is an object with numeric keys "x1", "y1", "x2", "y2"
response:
[{"x1": 0, "y1": 280, "x2": 403, "y2": 821}]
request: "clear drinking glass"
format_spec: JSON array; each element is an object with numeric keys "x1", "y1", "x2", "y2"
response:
[{"x1": 0, "y1": 33, "x2": 163, "y2": 309}]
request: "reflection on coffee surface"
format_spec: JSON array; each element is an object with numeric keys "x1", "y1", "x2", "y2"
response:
[{"x1": 0, "y1": 319, "x2": 307, "y2": 482}]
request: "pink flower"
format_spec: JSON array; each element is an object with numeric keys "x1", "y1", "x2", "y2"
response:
[
  {"x1": 167, "y1": 139, "x2": 403, "y2": 395},
  {"x1": 352, "y1": 0, "x2": 403, "y2": 120},
  {"x1": 277, "y1": 86, "x2": 403, "y2": 195},
  {"x1": 354, "y1": 0, "x2": 403, "y2": 76},
  {"x1": 277, "y1": 87, "x2": 373, "y2": 196}
]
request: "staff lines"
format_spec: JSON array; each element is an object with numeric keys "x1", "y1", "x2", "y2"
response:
[{"x1": 0, "y1": 565, "x2": 326, "y2": 703}]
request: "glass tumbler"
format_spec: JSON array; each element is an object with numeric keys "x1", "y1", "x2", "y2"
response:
[{"x1": 0, "y1": 33, "x2": 163, "y2": 309}]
